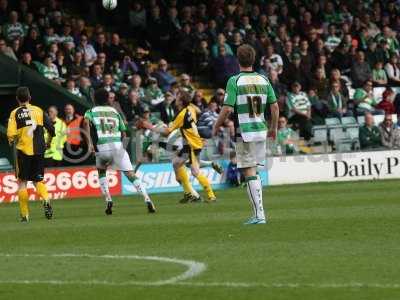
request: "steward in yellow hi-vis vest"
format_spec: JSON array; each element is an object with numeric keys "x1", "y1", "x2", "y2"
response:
[{"x1": 6, "y1": 87, "x2": 55, "y2": 222}]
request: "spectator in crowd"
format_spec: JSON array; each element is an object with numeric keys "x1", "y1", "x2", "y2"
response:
[
  {"x1": 229, "y1": 31, "x2": 243, "y2": 56},
  {"x1": 179, "y1": 73, "x2": 195, "y2": 96},
  {"x1": 379, "y1": 114, "x2": 400, "y2": 149},
  {"x1": 198, "y1": 100, "x2": 219, "y2": 138},
  {"x1": 210, "y1": 88, "x2": 225, "y2": 112},
  {"x1": 109, "y1": 33, "x2": 127, "y2": 62},
  {"x1": 372, "y1": 61, "x2": 388, "y2": 86},
  {"x1": 354, "y1": 80, "x2": 384, "y2": 115},
  {"x1": 54, "y1": 51, "x2": 68, "y2": 80},
  {"x1": 287, "y1": 81, "x2": 312, "y2": 141},
  {"x1": 129, "y1": 74, "x2": 145, "y2": 99},
  {"x1": 326, "y1": 81, "x2": 352, "y2": 118},
  {"x1": 384, "y1": 54, "x2": 400, "y2": 86},
  {"x1": 298, "y1": 39, "x2": 315, "y2": 74},
  {"x1": 121, "y1": 55, "x2": 138, "y2": 79},
  {"x1": 40, "y1": 55, "x2": 60, "y2": 83},
  {"x1": 350, "y1": 51, "x2": 372, "y2": 88},
  {"x1": 116, "y1": 82, "x2": 130, "y2": 112},
  {"x1": 330, "y1": 42, "x2": 352, "y2": 75},
  {"x1": 213, "y1": 45, "x2": 240, "y2": 88},
  {"x1": 268, "y1": 69, "x2": 287, "y2": 114},
  {"x1": 90, "y1": 63, "x2": 103, "y2": 89},
  {"x1": 107, "y1": 91, "x2": 127, "y2": 122},
  {"x1": 192, "y1": 90, "x2": 208, "y2": 112},
  {"x1": 152, "y1": 59, "x2": 176, "y2": 93},
  {"x1": 193, "y1": 39, "x2": 210, "y2": 75},
  {"x1": 310, "y1": 67, "x2": 329, "y2": 99},
  {"x1": 129, "y1": 1, "x2": 147, "y2": 40},
  {"x1": 277, "y1": 116, "x2": 296, "y2": 154},
  {"x1": 0, "y1": 38, "x2": 17, "y2": 60},
  {"x1": 359, "y1": 112, "x2": 382, "y2": 149},
  {"x1": 66, "y1": 79, "x2": 82, "y2": 97},
  {"x1": 281, "y1": 53, "x2": 309, "y2": 89},
  {"x1": 44, "y1": 106, "x2": 67, "y2": 167},
  {"x1": 79, "y1": 76, "x2": 95, "y2": 105},
  {"x1": 3, "y1": 11, "x2": 24, "y2": 42},
  {"x1": 211, "y1": 33, "x2": 233, "y2": 59},
  {"x1": 144, "y1": 77, "x2": 164, "y2": 110},
  {"x1": 102, "y1": 73, "x2": 115, "y2": 92},
  {"x1": 21, "y1": 51, "x2": 37, "y2": 71},
  {"x1": 329, "y1": 68, "x2": 349, "y2": 101},
  {"x1": 376, "y1": 88, "x2": 396, "y2": 115},
  {"x1": 126, "y1": 90, "x2": 145, "y2": 124},
  {"x1": 159, "y1": 91, "x2": 175, "y2": 125},
  {"x1": 63, "y1": 103, "x2": 85, "y2": 164},
  {"x1": 69, "y1": 51, "x2": 85, "y2": 80},
  {"x1": 226, "y1": 151, "x2": 241, "y2": 187},
  {"x1": 261, "y1": 44, "x2": 283, "y2": 75},
  {"x1": 78, "y1": 34, "x2": 97, "y2": 67}
]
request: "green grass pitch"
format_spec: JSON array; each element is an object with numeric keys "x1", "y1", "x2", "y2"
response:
[{"x1": 0, "y1": 180, "x2": 400, "y2": 300}]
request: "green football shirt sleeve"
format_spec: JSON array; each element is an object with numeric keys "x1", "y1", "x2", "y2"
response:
[
  {"x1": 266, "y1": 83, "x2": 277, "y2": 104},
  {"x1": 224, "y1": 77, "x2": 237, "y2": 107},
  {"x1": 84, "y1": 110, "x2": 93, "y2": 121},
  {"x1": 118, "y1": 113, "x2": 127, "y2": 131}
]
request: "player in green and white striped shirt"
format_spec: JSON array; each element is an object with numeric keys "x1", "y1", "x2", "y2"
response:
[
  {"x1": 83, "y1": 89, "x2": 156, "y2": 215},
  {"x1": 213, "y1": 44, "x2": 279, "y2": 225}
]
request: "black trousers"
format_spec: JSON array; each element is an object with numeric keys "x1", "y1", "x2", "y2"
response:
[{"x1": 289, "y1": 114, "x2": 313, "y2": 141}]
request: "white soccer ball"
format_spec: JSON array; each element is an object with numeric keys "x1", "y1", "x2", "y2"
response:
[{"x1": 102, "y1": 0, "x2": 117, "y2": 10}]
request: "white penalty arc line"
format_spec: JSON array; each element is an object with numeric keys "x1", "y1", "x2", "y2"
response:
[
  {"x1": 0, "y1": 253, "x2": 206, "y2": 286},
  {"x1": 0, "y1": 254, "x2": 399, "y2": 289}
]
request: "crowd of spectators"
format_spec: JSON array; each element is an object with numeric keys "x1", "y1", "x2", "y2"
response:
[{"x1": 2, "y1": 0, "x2": 400, "y2": 154}]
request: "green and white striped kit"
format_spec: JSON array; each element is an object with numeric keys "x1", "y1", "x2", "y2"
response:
[
  {"x1": 224, "y1": 72, "x2": 277, "y2": 142},
  {"x1": 84, "y1": 106, "x2": 126, "y2": 150}
]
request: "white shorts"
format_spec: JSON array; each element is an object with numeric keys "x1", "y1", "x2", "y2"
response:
[
  {"x1": 235, "y1": 140, "x2": 266, "y2": 169},
  {"x1": 95, "y1": 148, "x2": 133, "y2": 171}
]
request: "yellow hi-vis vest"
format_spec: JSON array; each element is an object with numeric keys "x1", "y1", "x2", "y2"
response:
[{"x1": 44, "y1": 117, "x2": 67, "y2": 161}]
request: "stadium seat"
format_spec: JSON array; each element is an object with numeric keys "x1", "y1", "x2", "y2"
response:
[
  {"x1": 373, "y1": 87, "x2": 386, "y2": 102},
  {"x1": 341, "y1": 116, "x2": 357, "y2": 126},
  {"x1": 329, "y1": 126, "x2": 346, "y2": 142},
  {"x1": 345, "y1": 126, "x2": 360, "y2": 140},
  {"x1": 325, "y1": 118, "x2": 341, "y2": 126},
  {"x1": 335, "y1": 140, "x2": 353, "y2": 152},
  {"x1": 312, "y1": 126, "x2": 328, "y2": 143},
  {"x1": 374, "y1": 114, "x2": 385, "y2": 125},
  {"x1": 357, "y1": 116, "x2": 365, "y2": 125},
  {"x1": 0, "y1": 157, "x2": 12, "y2": 170}
]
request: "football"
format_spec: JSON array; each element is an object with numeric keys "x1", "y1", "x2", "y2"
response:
[{"x1": 102, "y1": 0, "x2": 117, "y2": 10}]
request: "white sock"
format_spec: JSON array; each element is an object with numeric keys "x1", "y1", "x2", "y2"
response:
[
  {"x1": 132, "y1": 178, "x2": 151, "y2": 203},
  {"x1": 246, "y1": 176, "x2": 265, "y2": 220},
  {"x1": 99, "y1": 176, "x2": 112, "y2": 202},
  {"x1": 190, "y1": 187, "x2": 200, "y2": 198}
]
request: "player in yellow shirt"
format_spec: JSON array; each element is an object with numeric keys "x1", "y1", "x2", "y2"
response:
[
  {"x1": 152, "y1": 90, "x2": 216, "y2": 203},
  {"x1": 7, "y1": 87, "x2": 55, "y2": 222}
]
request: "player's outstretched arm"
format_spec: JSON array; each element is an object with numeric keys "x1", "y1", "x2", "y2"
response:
[{"x1": 82, "y1": 118, "x2": 94, "y2": 153}]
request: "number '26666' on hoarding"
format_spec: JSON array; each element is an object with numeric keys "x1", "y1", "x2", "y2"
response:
[{"x1": 0, "y1": 167, "x2": 121, "y2": 203}]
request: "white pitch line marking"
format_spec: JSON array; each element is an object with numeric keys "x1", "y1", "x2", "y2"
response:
[
  {"x1": 0, "y1": 253, "x2": 206, "y2": 285},
  {"x1": 0, "y1": 254, "x2": 399, "y2": 289}
]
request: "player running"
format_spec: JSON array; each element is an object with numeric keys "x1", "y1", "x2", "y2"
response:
[
  {"x1": 152, "y1": 90, "x2": 216, "y2": 203},
  {"x1": 7, "y1": 87, "x2": 55, "y2": 222},
  {"x1": 83, "y1": 89, "x2": 156, "y2": 215},
  {"x1": 213, "y1": 44, "x2": 279, "y2": 224}
]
